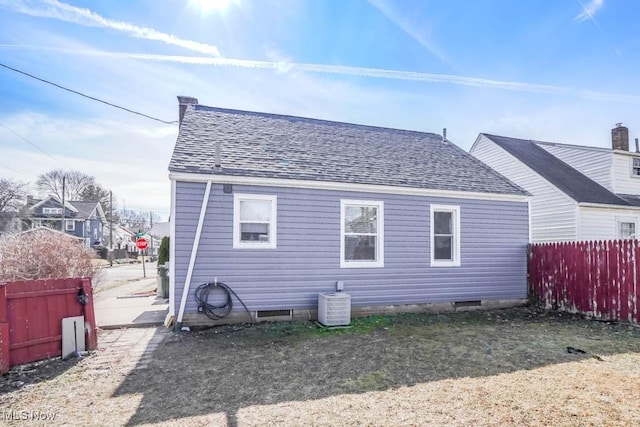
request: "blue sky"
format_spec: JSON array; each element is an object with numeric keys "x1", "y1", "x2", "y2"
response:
[{"x1": 1, "y1": 0, "x2": 639, "y2": 219}]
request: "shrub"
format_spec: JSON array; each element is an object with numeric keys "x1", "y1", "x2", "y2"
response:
[
  {"x1": 157, "y1": 236, "x2": 169, "y2": 266},
  {"x1": 0, "y1": 229, "x2": 100, "y2": 282}
]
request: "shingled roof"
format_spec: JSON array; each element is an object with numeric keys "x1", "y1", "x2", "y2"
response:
[
  {"x1": 69, "y1": 201, "x2": 102, "y2": 220},
  {"x1": 482, "y1": 134, "x2": 634, "y2": 206},
  {"x1": 169, "y1": 104, "x2": 526, "y2": 196}
]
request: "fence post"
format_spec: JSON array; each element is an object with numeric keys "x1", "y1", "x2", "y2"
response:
[
  {"x1": 0, "y1": 285, "x2": 9, "y2": 374},
  {"x1": 81, "y1": 278, "x2": 98, "y2": 351}
]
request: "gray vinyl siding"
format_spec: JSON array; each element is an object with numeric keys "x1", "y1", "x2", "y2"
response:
[{"x1": 173, "y1": 181, "x2": 529, "y2": 316}]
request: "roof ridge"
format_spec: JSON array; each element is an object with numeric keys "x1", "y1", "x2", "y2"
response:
[
  {"x1": 484, "y1": 134, "x2": 629, "y2": 205},
  {"x1": 194, "y1": 104, "x2": 441, "y2": 138},
  {"x1": 171, "y1": 107, "x2": 529, "y2": 196}
]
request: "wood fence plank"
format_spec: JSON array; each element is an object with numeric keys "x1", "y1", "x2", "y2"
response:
[
  {"x1": 1, "y1": 277, "x2": 97, "y2": 369},
  {"x1": 528, "y1": 239, "x2": 639, "y2": 325},
  {"x1": 631, "y1": 240, "x2": 640, "y2": 323}
]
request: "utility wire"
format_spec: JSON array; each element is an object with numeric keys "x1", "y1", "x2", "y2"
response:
[
  {"x1": 0, "y1": 62, "x2": 179, "y2": 125},
  {"x1": 0, "y1": 120, "x2": 71, "y2": 169},
  {"x1": 0, "y1": 160, "x2": 22, "y2": 175}
]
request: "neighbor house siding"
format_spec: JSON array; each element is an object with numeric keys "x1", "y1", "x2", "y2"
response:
[
  {"x1": 172, "y1": 181, "x2": 529, "y2": 317},
  {"x1": 579, "y1": 206, "x2": 640, "y2": 241},
  {"x1": 471, "y1": 135, "x2": 577, "y2": 242},
  {"x1": 537, "y1": 144, "x2": 613, "y2": 190},
  {"x1": 612, "y1": 152, "x2": 640, "y2": 195}
]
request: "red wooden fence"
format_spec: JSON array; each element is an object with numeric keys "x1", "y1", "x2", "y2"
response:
[
  {"x1": 0, "y1": 277, "x2": 97, "y2": 374},
  {"x1": 529, "y1": 240, "x2": 639, "y2": 324}
]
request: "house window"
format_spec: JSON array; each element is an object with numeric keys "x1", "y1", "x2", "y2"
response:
[
  {"x1": 43, "y1": 207, "x2": 62, "y2": 214},
  {"x1": 86, "y1": 221, "x2": 91, "y2": 232},
  {"x1": 430, "y1": 205, "x2": 461, "y2": 267},
  {"x1": 65, "y1": 220, "x2": 74, "y2": 231},
  {"x1": 93, "y1": 228, "x2": 98, "y2": 240},
  {"x1": 618, "y1": 221, "x2": 636, "y2": 239},
  {"x1": 340, "y1": 200, "x2": 384, "y2": 268},
  {"x1": 632, "y1": 158, "x2": 640, "y2": 177},
  {"x1": 233, "y1": 194, "x2": 277, "y2": 249}
]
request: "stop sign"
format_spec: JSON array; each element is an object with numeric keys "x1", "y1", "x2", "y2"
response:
[{"x1": 136, "y1": 238, "x2": 148, "y2": 250}]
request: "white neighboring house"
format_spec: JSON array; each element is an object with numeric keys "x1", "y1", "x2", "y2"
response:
[
  {"x1": 107, "y1": 224, "x2": 138, "y2": 253},
  {"x1": 470, "y1": 123, "x2": 640, "y2": 243}
]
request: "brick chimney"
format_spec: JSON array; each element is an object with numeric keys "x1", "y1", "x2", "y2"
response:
[
  {"x1": 177, "y1": 96, "x2": 198, "y2": 126},
  {"x1": 611, "y1": 123, "x2": 629, "y2": 151}
]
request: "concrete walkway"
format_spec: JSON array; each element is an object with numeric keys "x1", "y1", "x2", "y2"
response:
[{"x1": 94, "y1": 276, "x2": 169, "y2": 329}]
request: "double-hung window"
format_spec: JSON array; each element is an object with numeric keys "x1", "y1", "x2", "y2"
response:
[
  {"x1": 430, "y1": 205, "x2": 461, "y2": 267},
  {"x1": 617, "y1": 220, "x2": 636, "y2": 239},
  {"x1": 340, "y1": 200, "x2": 384, "y2": 268},
  {"x1": 233, "y1": 194, "x2": 277, "y2": 249},
  {"x1": 632, "y1": 158, "x2": 640, "y2": 177},
  {"x1": 43, "y1": 207, "x2": 62, "y2": 215},
  {"x1": 65, "y1": 220, "x2": 74, "y2": 231}
]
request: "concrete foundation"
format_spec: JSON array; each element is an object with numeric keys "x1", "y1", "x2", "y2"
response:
[{"x1": 178, "y1": 298, "x2": 529, "y2": 329}]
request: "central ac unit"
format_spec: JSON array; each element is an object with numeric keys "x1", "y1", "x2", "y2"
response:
[{"x1": 318, "y1": 292, "x2": 351, "y2": 326}]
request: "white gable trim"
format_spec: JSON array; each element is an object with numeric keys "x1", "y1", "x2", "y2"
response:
[
  {"x1": 168, "y1": 172, "x2": 528, "y2": 203},
  {"x1": 30, "y1": 195, "x2": 79, "y2": 212},
  {"x1": 578, "y1": 202, "x2": 640, "y2": 211},
  {"x1": 95, "y1": 203, "x2": 107, "y2": 223}
]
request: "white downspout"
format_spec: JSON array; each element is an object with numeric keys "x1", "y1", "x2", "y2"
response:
[
  {"x1": 168, "y1": 179, "x2": 177, "y2": 317},
  {"x1": 176, "y1": 180, "x2": 212, "y2": 329}
]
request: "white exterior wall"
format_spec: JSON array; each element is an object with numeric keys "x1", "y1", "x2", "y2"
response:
[
  {"x1": 579, "y1": 205, "x2": 640, "y2": 240},
  {"x1": 538, "y1": 143, "x2": 613, "y2": 190},
  {"x1": 611, "y1": 152, "x2": 640, "y2": 195},
  {"x1": 471, "y1": 135, "x2": 577, "y2": 243}
]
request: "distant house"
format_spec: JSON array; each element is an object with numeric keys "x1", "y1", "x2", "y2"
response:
[
  {"x1": 168, "y1": 97, "x2": 530, "y2": 328},
  {"x1": 470, "y1": 124, "x2": 640, "y2": 243},
  {"x1": 25, "y1": 195, "x2": 107, "y2": 247}
]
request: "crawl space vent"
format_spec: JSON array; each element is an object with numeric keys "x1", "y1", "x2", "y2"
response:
[
  {"x1": 318, "y1": 292, "x2": 351, "y2": 326},
  {"x1": 255, "y1": 309, "x2": 292, "y2": 322}
]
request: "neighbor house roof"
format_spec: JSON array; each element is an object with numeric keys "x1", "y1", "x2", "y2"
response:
[
  {"x1": 482, "y1": 134, "x2": 633, "y2": 206},
  {"x1": 28, "y1": 197, "x2": 105, "y2": 221},
  {"x1": 70, "y1": 201, "x2": 103, "y2": 220},
  {"x1": 170, "y1": 104, "x2": 526, "y2": 196}
]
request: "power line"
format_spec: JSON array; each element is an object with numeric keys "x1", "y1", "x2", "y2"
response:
[
  {"x1": 0, "y1": 160, "x2": 22, "y2": 175},
  {"x1": 0, "y1": 62, "x2": 179, "y2": 125},
  {"x1": 0, "y1": 120, "x2": 71, "y2": 169}
]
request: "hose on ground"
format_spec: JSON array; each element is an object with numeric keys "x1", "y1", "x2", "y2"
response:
[{"x1": 194, "y1": 281, "x2": 254, "y2": 323}]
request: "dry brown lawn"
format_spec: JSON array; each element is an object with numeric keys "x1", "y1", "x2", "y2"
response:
[{"x1": 1, "y1": 307, "x2": 639, "y2": 426}]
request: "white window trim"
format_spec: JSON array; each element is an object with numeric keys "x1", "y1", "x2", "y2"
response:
[
  {"x1": 340, "y1": 199, "x2": 384, "y2": 268},
  {"x1": 65, "y1": 220, "x2": 74, "y2": 231},
  {"x1": 430, "y1": 204, "x2": 461, "y2": 267},
  {"x1": 631, "y1": 157, "x2": 640, "y2": 178},
  {"x1": 616, "y1": 216, "x2": 638, "y2": 239},
  {"x1": 233, "y1": 194, "x2": 277, "y2": 249},
  {"x1": 43, "y1": 207, "x2": 62, "y2": 214}
]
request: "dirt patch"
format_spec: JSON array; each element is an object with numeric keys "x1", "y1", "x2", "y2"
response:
[{"x1": 1, "y1": 307, "x2": 639, "y2": 426}]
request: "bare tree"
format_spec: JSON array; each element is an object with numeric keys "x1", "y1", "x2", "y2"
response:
[
  {"x1": 0, "y1": 178, "x2": 29, "y2": 233},
  {"x1": 36, "y1": 169, "x2": 96, "y2": 201},
  {"x1": 119, "y1": 209, "x2": 161, "y2": 232},
  {"x1": 0, "y1": 178, "x2": 27, "y2": 212}
]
